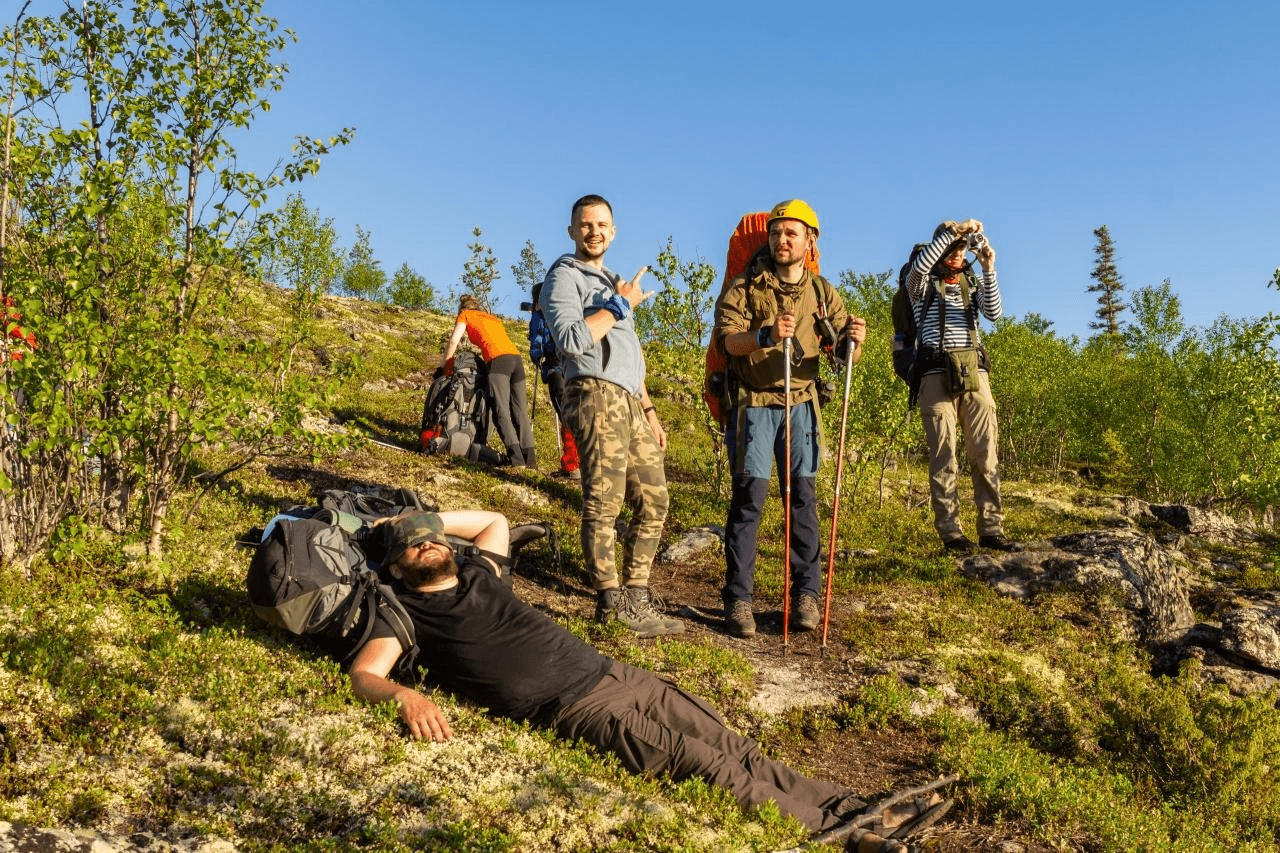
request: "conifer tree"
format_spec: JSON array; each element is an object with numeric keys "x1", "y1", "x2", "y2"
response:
[
  {"x1": 341, "y1": 225, "x2": 387, "y2": 301},
  {"x1": 388, "y1": 262, "x2": 437, "y2": 310},
  {"x1": 1089, "y1": 225, "x2": 1127, "y2": 342},
  {"x1": 510, "y1": 239, "x2": 546, "y2": 297},
  {"x1": 457, "y1": 227, "x2": 500, "y2": 313}
]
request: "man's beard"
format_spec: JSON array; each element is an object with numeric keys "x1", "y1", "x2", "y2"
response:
[{"x1": 399, "y1": 552, "x2": 458, "y2": 588}]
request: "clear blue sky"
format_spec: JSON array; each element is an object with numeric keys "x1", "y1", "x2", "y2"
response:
[{"x1": 239, "y1": 1, "x2": 1275, "y2": 339}]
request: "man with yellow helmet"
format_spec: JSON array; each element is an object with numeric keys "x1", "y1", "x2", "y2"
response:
[{"x1": 712, "y1": 200, "x2": 867, "y2": 638}]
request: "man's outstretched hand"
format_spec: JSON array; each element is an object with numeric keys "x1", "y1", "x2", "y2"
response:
[
  {"x1": 616, "y1": 266, "x2": 655, "y2": 310},
  {"x1": 398, "y1": 688, "x2": 453, "y2": 743}
]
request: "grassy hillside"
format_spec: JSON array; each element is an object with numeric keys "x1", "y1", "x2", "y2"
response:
[{"x1": 2, "y1": 284, "x2": 1278, "y2": 852}]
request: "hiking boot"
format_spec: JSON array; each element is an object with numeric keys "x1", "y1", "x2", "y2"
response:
[
  {"x1": 595, "y1": 587, "x2": 622, "y2": 623},
  {"x1": 725, "y1": 599, "x2": 756, "y2": 637},
  {"x1": 610, "y1": 586, "x2": 684, "y2": 637},
  {"x1": 942, "y1": 535, "x2": 976, "y2": 555},
  {"x1": 978, "y1": 533, "x2": 1021, "y2": 552},
  {"x1": 793, "y1": 593, "x2": 821, "y2": 631},
  {"x1": 877, "y1": 791, "x2": 955, "y2": 840},
  {"x1": 809, "y1": 774, "x2": 958, "y2": 849},
  {"x1": 627, "y1": 586, "x2": 685, "y2": 634},
  {"x1": 521, "y1": 446, "x2": 537, "y2": 469},
  {"x1": 816, "y1": 825, "x2": 907, "y2": 852},
  {"x1": 551, "y1": 468, "x2": 580, "y2": 481}
]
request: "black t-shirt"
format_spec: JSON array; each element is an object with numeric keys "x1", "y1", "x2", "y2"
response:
[{"x1": 369, "y1": 562, "x2": 611, "y2": 722}]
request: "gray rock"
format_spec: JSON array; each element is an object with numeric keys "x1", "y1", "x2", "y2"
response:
[
  {"x1": 1149, "y1": 503, "x2": 1249, "y2": 538},
  {"x1": 1219, "y1": 594, "x2": 1280, "y2": 670},
  {"x1": 1180, "y1": 645, "x2": 1280, "y2": 696},
  {"x1": 658, "y1": 526, "x2": 724, "y2": 564},
  {"x1": 961, "y1": 528, "x2": 1195, "y2": 646},
  {"x1": 961, "y1": 519, "x2": 1280, "y2": 696}
]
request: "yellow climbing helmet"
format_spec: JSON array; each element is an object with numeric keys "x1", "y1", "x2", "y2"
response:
[{"x1": 767, "y1": 199, "x2": 820, "y2": 235}]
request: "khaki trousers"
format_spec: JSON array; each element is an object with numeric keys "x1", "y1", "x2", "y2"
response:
[{"x1": 917, "y1": 371, "x2": 1004, "y2": 540}]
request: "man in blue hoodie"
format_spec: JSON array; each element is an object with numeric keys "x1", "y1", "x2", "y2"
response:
[{"x1": 539, "y1": 194, "x2": 683, "y2": 638}]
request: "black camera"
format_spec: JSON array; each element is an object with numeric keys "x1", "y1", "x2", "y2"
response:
[{"x1": 519, "y1": 301, "x2": 534, "y2": 312}]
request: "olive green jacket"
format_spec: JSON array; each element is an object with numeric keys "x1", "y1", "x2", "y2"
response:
[{"x1": 713, "y1": 263, "x2": 848, "y2": 409}]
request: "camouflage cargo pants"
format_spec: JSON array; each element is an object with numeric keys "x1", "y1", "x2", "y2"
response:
[{"x1": 562, "y1": 377, "x2": 669, "y2": 590}]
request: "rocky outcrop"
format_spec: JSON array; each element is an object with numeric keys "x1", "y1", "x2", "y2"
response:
[
  {"x1": 960, "y1": 528, "x2": 1196, "y2": 646},
  {"x1": 958, "y1": 502, "x2": 1280, "y2": 697},
  {"x1": 1112, "y1": 495, "x2": 1257, "y2": 541},
  {"x1": 1218, "y1": 593, "x2": 1280, "y2": 670}
]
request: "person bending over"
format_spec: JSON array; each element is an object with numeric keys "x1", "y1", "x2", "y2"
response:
[{"x1": 442, "y1": 294, "x2": 536, "y2": 467}]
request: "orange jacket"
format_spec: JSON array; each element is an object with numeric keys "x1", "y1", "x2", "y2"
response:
[{"x1": 458, "y1": 309, "x2": 517, "y2": 361}]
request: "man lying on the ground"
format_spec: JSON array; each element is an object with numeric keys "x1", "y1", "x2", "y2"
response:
[{"x1": 349, "y1": 509, "x2": 953, "y2": 846}]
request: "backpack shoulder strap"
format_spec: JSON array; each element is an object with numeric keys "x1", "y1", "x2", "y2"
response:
[
  {"x1": 810, "y1": 272, "x2": 833, "y2": 318},
  {"x1": 916, "y1": 281, "x2": 937, "y2": 349},
  {"x1": 350, "y1": 573, "x2": 419, "y2": 673},
  {"x1": 958, "y1": 272, "x2": 982, "y2": 344}
]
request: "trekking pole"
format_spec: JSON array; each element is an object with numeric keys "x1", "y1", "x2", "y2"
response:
[
  {"x1": 530, "y1": 362, "x2": 540, "y2": 424},
  {"x1": 782, "y1": 336, "x2": 792, "y2": 654},
  {"x1": 552, "y1": 403, "x2": 565, "y2": 460},
  {"x1": 821, "y1": 351, "x2": 856, "y2": 656}
]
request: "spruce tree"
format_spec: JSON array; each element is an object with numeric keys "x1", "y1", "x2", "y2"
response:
[
  {"x1": 510, "y1": 239, "x2": 546, "y2": 298},
  {"x1": 457, "y1": 227, "x2": 500, "y2": 313},
  {"x1": 341, "y1": 225, "x2": 387, "y2": 301},
  {"x1": 1089, "y1": 225, "x2": 1127, "y2": 341}
]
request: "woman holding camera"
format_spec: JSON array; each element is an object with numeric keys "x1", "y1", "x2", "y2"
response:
[
  {"x1": 443, "y1": 295, "x2": 535, "y2": 467},
  {"x1": 906, "y1": 219, "x2": 1016, "y2": 554}
]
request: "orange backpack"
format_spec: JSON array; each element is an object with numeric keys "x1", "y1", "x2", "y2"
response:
[{"x1": 702, "y1": 213, "x2": 819, "y2": 426}]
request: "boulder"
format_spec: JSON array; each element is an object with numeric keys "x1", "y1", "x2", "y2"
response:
[
  {"x1": 960, "y1": 521, "x2": 1280, "y2": 696},
  {"x1": 1219, "y1": 593, "x2": 1280, "y2": 670},
  {"x1": 1148, "y1": 503, "x2": 1250, "y2": 538},
  {"x1": 960, "y1": 528, "x2": 1196, "y2": 646}
]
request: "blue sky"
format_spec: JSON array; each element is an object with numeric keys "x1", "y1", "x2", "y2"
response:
[{"x1": 232, "y1": 2, "x2": 1273, "y2": 339}]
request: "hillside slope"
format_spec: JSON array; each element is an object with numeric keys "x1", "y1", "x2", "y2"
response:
[{"x1": 2, "y1": 285, "x2": 1278, "y2": 853}]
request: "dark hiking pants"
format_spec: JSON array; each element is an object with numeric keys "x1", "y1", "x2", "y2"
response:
[
  {"x1": 487, "y1": 353, "x2": 534, "y2": 464},
  {"x1": 553, "y1": 660, "x2": 853, "y2": 832}
]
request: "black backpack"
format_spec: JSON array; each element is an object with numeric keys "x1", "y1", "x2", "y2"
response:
[
  {"x1": 245, "y1": 488, "x2": 432, "y2": 671},
  {"x1": 418, "y1": 351, "x2": 501, "y2": 463},
  {"x1": 891, "y1": 243, "x2": 930, "y2": 386}
]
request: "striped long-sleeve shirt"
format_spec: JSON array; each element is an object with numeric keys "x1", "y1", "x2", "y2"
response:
[{"x1": 906, "y1": 227, "x2": 1002, "y2": 355}]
